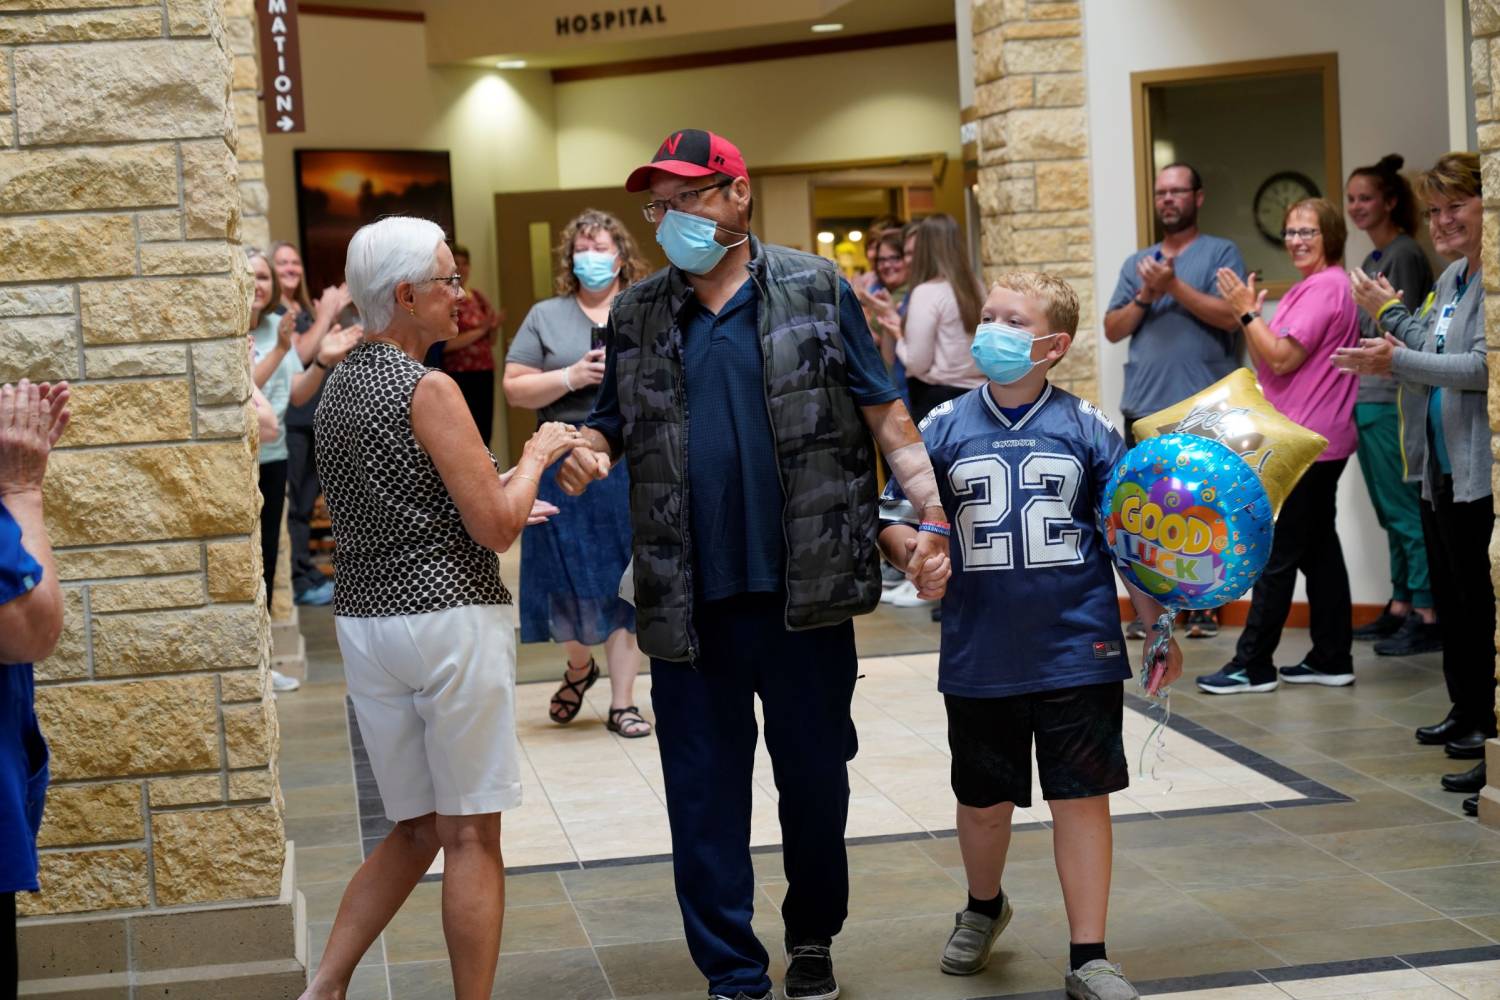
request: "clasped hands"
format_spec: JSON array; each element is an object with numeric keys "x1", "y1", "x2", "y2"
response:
[{"x1": 904, "y1": 512, "x2": 952, "y2": 600}]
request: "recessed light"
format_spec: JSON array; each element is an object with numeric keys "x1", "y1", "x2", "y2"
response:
[
  {"x1": 817, "y1": 231, "x2": 836, "y2": 244},
  {"x1": 848, "y1": 230, "x2": 863, "y2": 242},
  {"x1": 495, "y1": 59, "x2": 527, "y2": 69},
  {"x1": 811, "y1": 23, "x2": 843, "y2": 33}
]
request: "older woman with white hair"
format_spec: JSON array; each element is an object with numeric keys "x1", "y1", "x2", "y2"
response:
[{"x1": 302, "y1": 217, "x2": 583, "y2": 1000}]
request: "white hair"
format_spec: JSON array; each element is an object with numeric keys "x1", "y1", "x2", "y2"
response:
[{"x1": 344, "y1": 216, "x2": 445, "y2": 333}]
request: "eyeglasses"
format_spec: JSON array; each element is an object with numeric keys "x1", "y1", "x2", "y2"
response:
[
  {"x1": 419, "y1": 273, "x2": 463, "y2": 288},
  {"x1": 1153, "y1": 187, "x2": 1197, "y2": 199},
  {"x1": 1282, "y1": 228, "x2": 1321, "y2": 242},
  {"x1": 642, "y1": 178, "x2": 733, "y2": 223},
  {"x1": 875, "y1": 255, "x2": 903, "y2": 265}
]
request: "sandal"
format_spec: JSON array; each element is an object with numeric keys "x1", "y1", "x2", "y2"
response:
[
  {"x1": 549, "y1": 658, "x2": 599, "y2": 724},
  {"x1": 607, "y1": 705, "x2": 652, "y2": 739}
]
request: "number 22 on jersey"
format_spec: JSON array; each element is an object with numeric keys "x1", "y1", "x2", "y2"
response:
[{"x1": 948, "y1": 452, "x2": 1086, "y2": 570}]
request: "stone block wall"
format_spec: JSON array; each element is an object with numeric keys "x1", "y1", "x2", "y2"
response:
[
  {"x1": 223, "y1": 0, "x2": 271, "y2": 252},
  {"x1": 1469, "y1": 0, "x2": 1500, "y2": 826},
  {"x1": 971, "y1": 0, "x2": 1098, "y2": 404},
  {"x1": 0, "y1": 0, "x2": 288, "y2": 914}
]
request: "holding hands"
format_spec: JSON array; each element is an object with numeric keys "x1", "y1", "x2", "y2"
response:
[
  {"x1": 903, "y1": 527, "x2": 952, "y2": 600},
  {"x1": 524, "y1": 421, "x2": 589, "y2": 468}
]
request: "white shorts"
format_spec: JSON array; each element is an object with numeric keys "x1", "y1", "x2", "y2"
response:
[{"x1": 335, "y1": 604, "x2": 522, "y2": 821}]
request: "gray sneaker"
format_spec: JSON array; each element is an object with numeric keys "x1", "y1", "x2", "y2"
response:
[
  {"x1": 1065, "y1": 960, "x2": 1139, "y2": 1000},
  {"x1": 938, "y1": 898, "x2": 1014, "y2": 975}
]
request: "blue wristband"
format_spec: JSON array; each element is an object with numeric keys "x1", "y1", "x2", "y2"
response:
[{"x1": 918, "y1": 521, "x2": 951, "y2": 537}]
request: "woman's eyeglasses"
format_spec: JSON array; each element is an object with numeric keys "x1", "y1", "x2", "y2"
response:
[
  {"x1": 642, "y1": 178, "x2": 733, "y2": 223},
  {"x1": 419, "y1": 273, "x2": 464, "y2": 288},
  {"x1": 1281, "y1": 228, "x2": 1320, "y2": 243}
]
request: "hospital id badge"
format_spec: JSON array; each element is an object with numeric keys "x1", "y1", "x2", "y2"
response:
[{"x1": 1433, "y1": 302, "x2": 1456, "y2": 354}]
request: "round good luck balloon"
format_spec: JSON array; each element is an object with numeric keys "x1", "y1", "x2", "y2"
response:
[
  {"x1": 1103, "y1": 433, "x2": 1273, "y2": 611},
  {"x1": 1129, "y1": 369, "x2": 1327, "y2": 516}
]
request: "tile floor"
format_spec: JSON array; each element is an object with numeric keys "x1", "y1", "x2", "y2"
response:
[{"x1": 277, "y1": 600, "x2": 1500, "y2": 999}]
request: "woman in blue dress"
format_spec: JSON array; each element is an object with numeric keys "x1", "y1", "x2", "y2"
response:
[{"x1": 503, "y1": 210, "x2": 653, "y2": 737}]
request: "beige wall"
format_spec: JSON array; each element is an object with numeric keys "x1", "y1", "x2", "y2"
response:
[
  {"x1": 552, "y1": 41, "x2": 964, "y2": 188},
  {"x1": 263, "y1": 15, "x2": 560, "y2": 308},
  {"x1": 265, "y1": 21, "x2": 962, "y2": 307}
]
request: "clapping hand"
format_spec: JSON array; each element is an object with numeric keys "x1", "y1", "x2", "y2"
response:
[
  {"x1": 1137, "y1": 255, "x2": 1175, "y2": 301},
  {"x1": 317, "y1": 324, "x2": 363, "y2": 368},
  {"x1": 0, "y1": 379, "x2": 70, "y2": 495},
  {"x1": 1216, "y1": 267, "x2": 1265, "y2": 317},
  {"x1": 1348, "y1": 268, "x2": 1402, "y2": 319},
  {"x1": 1332, "y1": 334, "x2": 1401, "y2": 377},
  {"x1": 275, "y1": 311, "x2": 296, "y2": 353},
  {"x1": 315, "y1": 283, "x2": 351, "y2": 323}
]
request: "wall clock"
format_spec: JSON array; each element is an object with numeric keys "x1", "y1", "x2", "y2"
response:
[{"x1": 1253, "y1": 171, "x2": 1321, "y2": 245}]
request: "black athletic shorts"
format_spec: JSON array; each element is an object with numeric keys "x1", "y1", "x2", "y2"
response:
[{"x1": 945, "y1": 681, "x2": 1128, "y2": 808}]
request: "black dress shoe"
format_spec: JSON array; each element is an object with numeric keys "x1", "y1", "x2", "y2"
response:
[
  {"x1": 1445, "y1": 730, "x2": 1492, "y2": 759},
  {"x1": 1442, "y1": 761, "x2": 1486, "y2": 793},
  {"x1": 1416, "y1": 711, "x2": 1463, "y2": 745},
  {"x1": 1463, "y1": 794, "x2": 1479, "y2": 817}
]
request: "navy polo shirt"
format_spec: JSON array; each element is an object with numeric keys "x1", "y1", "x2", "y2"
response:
[
  {"x1": 589, "y1": 275, "x2": 898, "y2": 601},
  {"x1": 1, "y1": 500, "x2": 48, "y2": 894}
]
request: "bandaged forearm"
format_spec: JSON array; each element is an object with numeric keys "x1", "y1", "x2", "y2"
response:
[{"x1": 887, "y1": 441, "x2": 942, "y2": 515}]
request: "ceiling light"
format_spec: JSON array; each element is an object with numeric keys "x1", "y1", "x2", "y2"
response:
[
  {"x1": 817, "y1": 231, "x2": 835, "y2": 244},
  {"x1": 848, "y1": 230, "x2": 863, "y2": 242},
  {"x1": 811, "y1": 23, "x2": 843, "y2": 33},
  {"x1": 495, "y1": 59, "x2": 527, "y2": 69}
]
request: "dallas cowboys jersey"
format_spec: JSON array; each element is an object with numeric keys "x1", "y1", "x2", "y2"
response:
[{"x1": 882, "y1": 383, "x2": 1131, "y2": 697}]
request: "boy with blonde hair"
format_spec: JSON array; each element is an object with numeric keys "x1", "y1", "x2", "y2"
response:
[{"x1": 879, "y1": 271, "x2": 1182, "y2": 1000}]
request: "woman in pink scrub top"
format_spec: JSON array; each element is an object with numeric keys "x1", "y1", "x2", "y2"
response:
[{"x1": 1194, "y1": 197, "x2": 1359, "y2": 696}]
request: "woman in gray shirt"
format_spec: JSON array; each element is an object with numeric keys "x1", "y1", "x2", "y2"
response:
[
  {"x1": 1336, "y1": 152, "x2": 1493, "y2": 814},
  {"x1": 1344, "y1": 155, "x2": 1436, "y2": 656},
  {"x1": 503, "y1": 209, "x2": 655, "y2": 737}
]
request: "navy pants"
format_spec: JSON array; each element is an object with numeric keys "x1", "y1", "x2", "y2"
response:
[{"x1": 651, "y1": 593, "x2": 860, "y2": 996}]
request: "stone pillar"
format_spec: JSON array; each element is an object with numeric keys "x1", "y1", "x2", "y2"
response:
[
  {"x1": 1471, "y1": 0, "x2": 1500, "y2": 828},
  {"x1": 971, "y1": 0, "x2": 1098, "y2": 404},
  {"x1": 1, "y1": 0, "x2": 306, "y2": 992}
]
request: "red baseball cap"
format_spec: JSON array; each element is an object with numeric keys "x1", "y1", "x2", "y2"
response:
[{"x1": 625, "y1": 129, "x2": 749, "y2": 193}]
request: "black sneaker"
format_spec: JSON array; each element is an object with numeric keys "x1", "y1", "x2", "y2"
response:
[
  {"x1": 1353, "y1": 602, "x2": 1405, "y2": 640},
  {"x1": 712, "y1": 993, "x2": 771, "y2": 1000},
  {"x1": 1196, "y1": 663, "x2": 1278, "y2": 695},
  {"x1": 1279, "y1": 663, "x2": 1355, "y2": 687},
  {"x1": 1125, "y1": 618, "x2": 1147, "y2": 640},
  {"x1": 1185, "y1": 610, "x2": 1218, "y2": 638},
  {"x1": 1373, "y1": 616, "x2": 1441, "y2": 656},
  {"x1": 783, "y1": 938, "x2": 838, "y2": 1000}
]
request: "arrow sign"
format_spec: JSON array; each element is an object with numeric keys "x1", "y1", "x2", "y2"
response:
[{"x1": 256, "y1": 0, "x2": 305, "y2": 134}]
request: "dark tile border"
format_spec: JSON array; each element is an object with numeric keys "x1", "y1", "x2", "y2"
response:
[
  {"x1": 345, "y1": 687, "x2": 1352, "y2": 872},
  {"x1": 970, "y1": 945, "x2": 1500, "y2": 999}
]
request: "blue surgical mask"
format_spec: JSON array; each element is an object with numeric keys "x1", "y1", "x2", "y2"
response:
[
  {"x1": 573, "y1": 250, "x2": 619, "y2": 291},
  {"x1": 655, "y1": 209, "x2": 747, "y2": 275},
  {"x1": 971, "y1": 322, "x2": 1058, "y2": 385}
]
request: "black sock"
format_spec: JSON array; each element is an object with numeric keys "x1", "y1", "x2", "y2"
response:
[
  {"x1": 1070, "y1": 941, "x2": 1107, "y2": 969},
  {"x1": 966, "y1": 888, "x2": 1004, "y2": 918}
]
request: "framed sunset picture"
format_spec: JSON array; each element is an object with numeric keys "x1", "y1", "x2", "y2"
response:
[{"x1": 294, "y1": 149, "x2": 455, "y2": 290}]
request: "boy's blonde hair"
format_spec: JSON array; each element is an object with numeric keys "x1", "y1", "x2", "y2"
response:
[{"x1": 990, "y1": 271, "x2": 1080, "y2": 336}]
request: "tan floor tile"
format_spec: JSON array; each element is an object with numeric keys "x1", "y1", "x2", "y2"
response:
[
  {"x1": 1420, "y1": 959, "x2": 1500, "y2": 1000},
  {"x1": 1303, "y1": 821, "x2": 1500, "y2": 874},
  {"x1": 1273, "y1": 969, "x2": 1450, "y2": 999},
  {"x1": 1380, "y1": 862, "x2": 1500, "y2": 919},
  {"x1": 1188, "y1": 876, "x2": 1439, "y2": 937}
]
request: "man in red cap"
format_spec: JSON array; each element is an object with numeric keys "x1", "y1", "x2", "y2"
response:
[{"x1": 558, "y1": 129, "x2": 952, "y2": 1000}]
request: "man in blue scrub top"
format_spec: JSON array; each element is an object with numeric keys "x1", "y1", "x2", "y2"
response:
[
  {"x1": 559, "y1": 130, "x2": 952, "y2": 1000},
  {"x1": 0, "y1": 380, "x2": 70, "y2": 995}
]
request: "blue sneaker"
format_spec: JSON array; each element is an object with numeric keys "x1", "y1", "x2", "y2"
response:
[
  {"x1": 1196, "y1": 663, "x2": 1278, "y2": 695},
  {"x1": 295, "y1": 579, "x2": 334, "y2": 606},
  {"x1": 1279, "y1": 663, "x2": 1355, "y2": 687}
]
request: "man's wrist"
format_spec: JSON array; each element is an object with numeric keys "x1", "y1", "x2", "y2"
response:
[{"x1": 0, "y1": 484, "x2": 44, "y2": 505}]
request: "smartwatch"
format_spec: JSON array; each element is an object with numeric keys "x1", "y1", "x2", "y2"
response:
[
  {"x1": 1238, "y1": 311, "x2": 1258, "y2": 327},
  {"x1": 1132, "y1": 296, "x2": 1151, "y2": 309}
]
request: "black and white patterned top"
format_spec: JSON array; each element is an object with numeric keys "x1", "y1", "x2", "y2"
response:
[{"x1": 314, "y1": 340, "x2": 512, "y2": 617}]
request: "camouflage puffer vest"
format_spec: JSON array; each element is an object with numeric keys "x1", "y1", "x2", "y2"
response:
[{"x1": 612, "y1": 238, "x2": 882, "y2": 662}]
